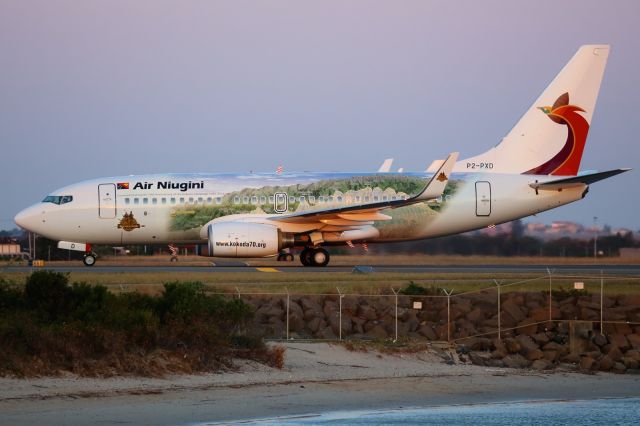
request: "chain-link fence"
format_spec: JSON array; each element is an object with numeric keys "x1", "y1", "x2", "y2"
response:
[{"x1": 209, "y1": 272, "x2": 640, "y2": 348}]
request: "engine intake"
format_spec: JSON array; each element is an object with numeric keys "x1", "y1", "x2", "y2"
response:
[{"x1": 207, "y1": 222, "x2": 293, "y2": 258}]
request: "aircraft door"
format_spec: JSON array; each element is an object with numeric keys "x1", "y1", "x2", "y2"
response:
[
  {"x1": 98, "y1": 183, "x2": 117, "y2": 218},
  {"x1": 475, "y1": 181, "x2": 491, "y2": 216},
  {"x1": 274, "y1": 192, "x2": 288, "y2": 213}
]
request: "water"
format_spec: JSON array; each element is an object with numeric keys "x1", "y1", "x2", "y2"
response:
[{"x1": 227, "y1": 398, "x2": 640, "y2": 425}]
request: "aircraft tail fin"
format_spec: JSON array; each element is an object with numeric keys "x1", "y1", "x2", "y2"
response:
[{"x1": 455, "y1": 45, "x2": 610, "y2": 176}]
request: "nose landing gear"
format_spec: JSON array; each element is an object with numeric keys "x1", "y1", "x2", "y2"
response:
[
  {"x1": 83, "y1": 252, "x2": 97, "y2": 267},
  {"x1": 300, "y1": 247, "x2": 330, "y2": 267}
]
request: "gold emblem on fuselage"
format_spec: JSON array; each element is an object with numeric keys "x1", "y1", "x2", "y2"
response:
[
  {"x1": 117, "y1": 212, "x2": 141, "y2": 232},
  {"x1": 436, "y1": 172, "x2": 448, "y2": 182}
]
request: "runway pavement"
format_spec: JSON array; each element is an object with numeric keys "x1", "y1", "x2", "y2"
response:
[{"x1": 3, "y1": 264, "x2": 640, "y2": 274}]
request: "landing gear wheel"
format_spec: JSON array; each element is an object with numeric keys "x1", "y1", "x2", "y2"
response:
[
  {"x1": 170, "y1": 256, "x2": 179, "y2": 262},
  {"x1": 300, "y1": 248, "x2": 312, "y2": 266},
  {"x1": 301, "y1": 247, "x2": 329, "y2": 267},
  {"x1": 310, "y1": 248, "x2": 330, "y2": 267},
  {"x1": 285, "y1": 253, "x2": 294, "y2": 262},
  {"x1": 83, "y1": 253, "x2": 97, "y2": 267}
]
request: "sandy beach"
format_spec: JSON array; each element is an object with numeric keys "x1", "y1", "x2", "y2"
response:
[{"x1": 1, "y1": 342, "x2": 640, "y2": 425}]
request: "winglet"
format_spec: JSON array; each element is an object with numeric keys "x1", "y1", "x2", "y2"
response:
[
  {"x1": 377, "y1": 158, "x2": 394, "y2": 173},
  {"x1": 415, "y1": 152, "x2": 459, "y2": 201}
]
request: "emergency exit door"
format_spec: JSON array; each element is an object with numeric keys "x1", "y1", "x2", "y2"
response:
[
  {"x1": 98, "y1": 183, "x2": 117, "y2": 218},
  {"x1": 475, "y1": 181, "x2": 491, "y2": 216}
]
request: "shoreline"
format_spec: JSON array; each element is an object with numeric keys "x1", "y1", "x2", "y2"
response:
[{"x1": 2, "y1": 343, "x2": 640, "y2": 425}]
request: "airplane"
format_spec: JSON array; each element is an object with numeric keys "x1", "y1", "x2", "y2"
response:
[{"x1": 14, "y1": 44, "x2": 630, "y2": 267}]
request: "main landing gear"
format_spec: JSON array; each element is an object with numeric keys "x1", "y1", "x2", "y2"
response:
[
  {"x1": 300, "y1": 247, "x2": 330, "y2": 267},
  {"x1": 83, "y1": 252, "x2": 97, "y2": 267},
  {"x1": 277, "y1": 251, "x2": 294, "y2": 262}
]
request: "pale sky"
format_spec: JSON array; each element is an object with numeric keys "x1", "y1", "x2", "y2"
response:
[{"x1": 1, "y1": 0, "x2": 639, "y2": 230}]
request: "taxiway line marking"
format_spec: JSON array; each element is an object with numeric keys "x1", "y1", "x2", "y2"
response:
[{"x1": 256, "y1": 267, "x2": 281, "y2": 273}]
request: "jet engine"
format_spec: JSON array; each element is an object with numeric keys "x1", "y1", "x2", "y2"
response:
[{"x1": 206, "y1": 222, "x2": 293, "y2": 257}]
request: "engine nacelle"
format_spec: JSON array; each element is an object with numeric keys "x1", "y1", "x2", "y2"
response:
[{"x1": 207, "y1": 222, "x2": 292, "y2": 258}]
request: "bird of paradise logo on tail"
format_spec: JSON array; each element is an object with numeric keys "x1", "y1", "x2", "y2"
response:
[{"x1": 524, "y1": 92, "x2": 590, "y2": 176}]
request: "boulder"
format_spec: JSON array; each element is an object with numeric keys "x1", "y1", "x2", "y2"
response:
[
  {"x1": 418, "y1": 325, "x2": 438, "y2": 340},
  {"x1": 613, "y1": 362, "x2": 627, "y2": 374},
  {"x1": 625, "y1": 350, "x2": 640, "y2": 362},
  {"x1": 516, "y1": 319, "x2": 538, "y2": 336},
  {"x1": 593, "y1": 333, "x2": 608, "y2": 347},
  {"x1": 599, "y1": 355, "x2": 613, "y2": 371},
  {"x1": 502, "y1": 299, "x2": 526, "y2": 323},
  {"x1": 317, "y1": 326, "x2": 337, "y2": 340},
  {"x1": 288, "y1": 312, "x2": 305, "y2": 332},
  {"x1": 580, "y1": 356, "x2": 595, "y2": 371},
  {"x1": 531, "y1": 359, "x2": 553, "y2": 371},
  {"x1": 532, "y1": 333, "x2": 550, "y2": 345},
  {"x1": 627, "y1": 334, "x2": 640, "y2": 350},
  {"x1": 323, "y1": 300, "x2": 339, "y2": 318},
  {"x1": 504, "y1": 338, "x2": 522, "y2": 354},
  {"x1": 307, "y1": 317, "x2": 326, "y2": 333},
  {"x1": 468, "y1": 337, "x2": 493, "y2": 351},
  {"x1": 543, "y1": 350, "x2": 559, "y2": 362},
  {"x1": 608, "y1": 345, "x2": 624, "y2": 362},
  {"x1": 525, "y1": 349, "x2": 544, "y2": 361},
  {"x1": 562, "y1": 353, "x2": 580, "y2": 364},
  {"x1": 623, "y1": 357, "x2": 640, "y2": 370},
  {"x1": 503, "y1": 354, "x2": 531, "y2": 369},
  {"x1": 466, "y1": 308, "x2": 485, "y2": 324},
  {"x1": 516, "y1": 335, "x2": 540, "y2": 353},
  {"x1": 469, "y1": 351, "x2": 493, "y2": 366},
  {"x1": 366, "y1": 325, "x2": 388, "y2": 340}
]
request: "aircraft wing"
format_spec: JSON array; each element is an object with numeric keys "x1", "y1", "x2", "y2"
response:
[
  {"x1": 529, "y1": 168, "x2": 631, "y2": 191},
  {"x1": 269, "y1": 152, "x2": 458, "y2": 226}
]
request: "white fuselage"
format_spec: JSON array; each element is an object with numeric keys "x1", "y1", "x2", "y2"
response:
[{"x1": 14, "y1": 171, "x2": 586, "y2": 247}]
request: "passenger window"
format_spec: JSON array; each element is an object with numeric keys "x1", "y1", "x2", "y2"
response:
[
  {"x1": 143, "y1": 198, "x2": 148, "y2": 204},
  {"x1": 260, "y1": 196, "x2": 266, "y2": 204},
  {"x1": 234, "y1": 196, "x2": 240, "y2": 204},
  {"x1": 180, "y1": 197, "x2": 185, "y2": 204},
  {"x1": 161, "y1": 198, "x2": 167, "y2": 204},
  {"x1": 288, "y1": 196, "x2": 295, "y2": 203},
  {"x1": 206, "y1": 197, "x2": 212, "y2": 204},
  {"x1": 189, "y1": 197, "x2": 194, "y2": 204},
  {"x1": 299, "y1": 196, "x2": 306, "y2": 203},
  {"x1": 198, "y1": 197, "x2": 203, "y2": 204},
  {"x1": 268, "y1": 195, "x2": 274, "y2": 203},
  {"x1": 215, "y1": 197, "x2": 222, "y2": 204},
  {"x1": 251, "y1": 196, "x2": 258, "y2": 204},
  {"x1": 364, "y1": 196, "x2": 370, "y2": 202},
  {"x1": 355, "y1": 196, "x2": 361, "y2": 203},
  {"x1": 134, "y1": 198, "x2": 140, "y2": 205},
  {"x1": 125, "y1": 198, "x2": 130, "y2": 205},
  {"x1": 337, "y1": 196, "x2": 343, "y2": 203},
  {"x1": 242, "y1": 196, "x2": 249, "y2": 204},
  {"x1": 309, "y1": 196, "x2": 315, "y2": 204},
  {"x1": 170, "y1": 198, "x2": 176, "y2": 204},
  {"x1": 319, "y1": 196, "x2": 325, "y2": 203},
  {"x1": 152, "y1": 198, "x2": 157, "y2": 205}
]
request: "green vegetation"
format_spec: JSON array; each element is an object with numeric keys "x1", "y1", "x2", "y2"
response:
[{"x1": 0, "y1": 271, "x2": 283, "y2": 377}]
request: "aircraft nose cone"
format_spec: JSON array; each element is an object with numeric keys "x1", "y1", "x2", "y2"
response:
[{"x1": 14, "y1": 205, "x2": 42, "y2": 233}]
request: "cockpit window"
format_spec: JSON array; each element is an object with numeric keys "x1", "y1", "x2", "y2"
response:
[{"x1": 42, "y1": 195, "x2": 73, "y2": 205}]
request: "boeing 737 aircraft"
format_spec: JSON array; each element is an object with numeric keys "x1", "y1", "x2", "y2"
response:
[{"x1": 14, "y1": 45, "x2": 630, "y2": 266}]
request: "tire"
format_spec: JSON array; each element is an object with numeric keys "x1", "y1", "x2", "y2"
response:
[
  {"x1": 83, "y1": 253, "x2": 96, "y2": 267},
  {"x1": 170, "y1": 256, "x2": 178, "y2": 262},
  {"x1": 300, "y1": 248, "x2": 311, "y2": 266},
  {"x1": 286, "y1": 253, "x2": 294, "y2": 262},
  {"x1": 310, "y1": 248, "x2": 330, "y2": 267}
]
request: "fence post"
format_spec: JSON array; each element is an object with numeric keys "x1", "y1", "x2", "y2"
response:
[
  {"x1": 337, "y1": 287, "x2": 343, "y2": 341},
  {"x1": 493, "y1": 279, "x2": 501, "y2": 340},
  {"x1": 235, "y1": 286, "x2": 241, "y2": 300},
  {"x1": 600, "y1": 270, "x2": 604, "y2": 335},
  {"x1": 443, "y1": 289, "x2": 454, "y2": 343},
  {"x1": 547, "y1": 268, "x2": 553, "y2": 325},
  {"x1": 391, "y1": 287, "x2": 398, "y2": 342},
  {"x1": 286, "y1": 287, "x2": 290, "y2": 340}
]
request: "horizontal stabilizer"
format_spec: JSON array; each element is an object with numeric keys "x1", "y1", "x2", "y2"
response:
[{"x1": 529, "y1": 168, "x2": 630, "y2": 191}]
